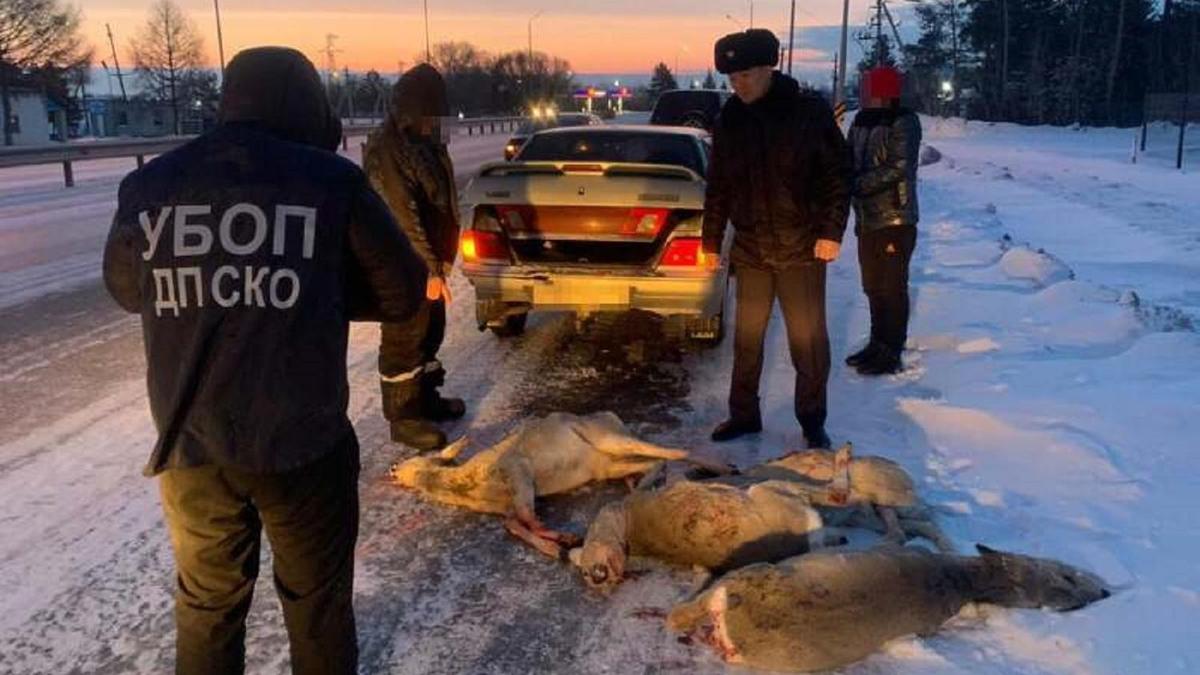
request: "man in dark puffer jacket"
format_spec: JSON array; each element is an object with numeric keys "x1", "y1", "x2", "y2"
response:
[
  {"x1": 363, "y1": 64, "x2": 464, "y2": 451},
  {"x1": 103, "y1": 47, "x2": 427, "y2": 674},
  {"x1": 846, "y1": 66, "x2": 922, "y2": 375},
  {"x1": 703, "y1": 29, "x2": 852, "y2": 449}
]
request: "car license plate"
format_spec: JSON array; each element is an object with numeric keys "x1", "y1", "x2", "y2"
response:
[{"x1": 533, "y1": 279, "x2": 627, "y2": 305}]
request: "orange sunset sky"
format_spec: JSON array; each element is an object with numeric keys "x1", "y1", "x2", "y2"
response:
[{"x1": 79, "y1": 0, "x2": 874, "y2": 80}]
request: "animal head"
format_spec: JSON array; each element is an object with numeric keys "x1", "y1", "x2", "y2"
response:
[
  {"x1": 568, "y1": 541, "x2": 627, "y2": 590},
  {"x1": 389, "y1": 437, "x2": 469, "y2": 488},
  {"x1": 976, "y1": 544, "x2": 1111, "y2": 611}
]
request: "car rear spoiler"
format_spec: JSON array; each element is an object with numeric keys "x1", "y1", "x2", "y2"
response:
[{"x1": 477, "y1": 161, "x2": 702, "y2": 183}]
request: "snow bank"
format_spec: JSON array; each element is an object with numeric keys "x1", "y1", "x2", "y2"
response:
[{"x1": 998, "y1": 247, "x2": 1074, "y2": 286}]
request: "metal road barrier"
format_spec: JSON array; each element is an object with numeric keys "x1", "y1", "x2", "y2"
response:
[{"x1": 0, "y1": 116, "x2": 524, "y2": 188}]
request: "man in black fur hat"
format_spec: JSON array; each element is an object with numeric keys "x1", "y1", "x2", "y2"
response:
[
  {"x1": 703, "y1": 29, "x2": 851, "y2": 449},
  {"x1": 364, "y1": 63, "x2": 465, "y2": 451}
]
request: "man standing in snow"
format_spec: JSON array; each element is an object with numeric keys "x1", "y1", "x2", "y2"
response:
[
  {"x1": 702, "y1": 29, "x2": 852, "y2": 449},
  {"x1": 363, "y1": 64, "x2": 465, "y2": 451},
  {"x1": 845, "y1": 66, "x2": 922, "y2": 375},
  {"x1": 102, "y1": 47, "x2": 427, "y2": 674}
]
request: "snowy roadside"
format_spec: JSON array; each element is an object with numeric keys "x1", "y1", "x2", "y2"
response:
[
  {"x1": 1, "y1": 120, "x2": 1197, "y2": 673},
  {"x1": 664, "y1": 119, "x2": 1199, "y2": 673}
]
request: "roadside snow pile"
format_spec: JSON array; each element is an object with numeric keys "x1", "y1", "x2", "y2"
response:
[{"x1": 998, "y1": 246, "x2": 1073, "y2": 286}]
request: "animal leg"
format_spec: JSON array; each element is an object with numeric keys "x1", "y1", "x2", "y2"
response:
[
  {"x1": 877, "y1": 505, "x2": 908, "y2": 545},
  {"x1": 900, "y1": 517, "x2": 958, "y2": 553},
  {"x1": 633, "y1": 461, "x2": 669, "y2": 491},
  {"x1": 605, "y1": 458, "x2": 670, "y2": 482},
  {"x1": 503, "y1": 516, "x2": 566, "y2": 560}
]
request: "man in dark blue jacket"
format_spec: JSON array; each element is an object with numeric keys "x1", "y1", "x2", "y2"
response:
[{"x1": 102, "y1": 47, "x2": 427, "y2": 674}]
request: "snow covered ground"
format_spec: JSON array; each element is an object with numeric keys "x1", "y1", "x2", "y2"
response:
[{"x1": 0, "y1": 118, "x2": 1198, "y2": 674}]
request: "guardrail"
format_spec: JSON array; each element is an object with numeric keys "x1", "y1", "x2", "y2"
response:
[{"x1": 0, "y1": 116, "x2": 524, "y2": 188}]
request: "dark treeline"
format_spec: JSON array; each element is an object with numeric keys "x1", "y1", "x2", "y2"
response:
[
  {"x1": 901, "y1": 0, "x2": 1199, "y2": 126},
  {"x1": 329, "y1": 41, "x2": 576, "y2": 118}
]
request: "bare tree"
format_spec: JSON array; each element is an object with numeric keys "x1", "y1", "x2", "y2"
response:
[
  {"x1": 130, "y1": 0, "x2": 204, "y2": 135},
  {"x1": 0, "y1": 0, "x2": 90, "y2": 145}
]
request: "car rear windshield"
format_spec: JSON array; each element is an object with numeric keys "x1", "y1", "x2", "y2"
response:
[
  {"x1": 518, "y1": 131, "x2": 704, "y2": 175},
  {"x1": 516, "y1": 114, "x2": 592, "y2": 134},
  {"x1": 650, "y1": 91, "x2": 725, "y2": 123}
]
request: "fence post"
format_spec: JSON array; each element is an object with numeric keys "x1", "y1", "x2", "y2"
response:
[
  {"x1": 62, "y1": 160, "x2": 74, "y2": 188},
  {"x1": 1178, "y1": 93, "x2": 1188, "y2": 171},
  {"x1": 136, "y1": 155, "x2": 145, "y2": 169},
  {"x1": 1140, "y1": 95, "x2": 1149, "y2": 152}
]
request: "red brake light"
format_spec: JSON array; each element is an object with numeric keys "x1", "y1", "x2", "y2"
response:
[
  {"x1": 461, "y1": 230, "x2": 509, "y2": 263},
  {"x1": 660, "y1": 237, "x2": 705, "y2": 267}
]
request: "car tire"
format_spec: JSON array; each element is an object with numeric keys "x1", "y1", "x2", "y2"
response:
[{"x1": 489, "y1": 312, "x2": 528, "y2": 338}]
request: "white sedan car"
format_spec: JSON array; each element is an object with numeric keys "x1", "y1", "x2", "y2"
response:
[{"x1": 460, "y1": 125, "x2": 730, "y2": 345}]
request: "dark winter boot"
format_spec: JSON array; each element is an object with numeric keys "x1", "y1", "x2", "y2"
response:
[
  {"x1": 417, "y1": 363, "x2": 466, "y2": 422},
  {"x1": 382, "y1": 378, "x2": 447, "y2": 451},
  {"x1": 844, "y1": 341, "x2": 881, "y2": 367},
  {"x1": 711, "y1": 418, "x2": 763, "y2": 442},
  {"x1": 389, "y1": 420, "x2": 447, "y2": 451},
  {"x1": 803, "y1": 427, "x2": 832, "y2": 450},
  {"x1": 421, "y1": 386, "x2": 466, "y2": 422},
  {"x1": 856, "y1": 345, "x2": 903, "y2": 376}
]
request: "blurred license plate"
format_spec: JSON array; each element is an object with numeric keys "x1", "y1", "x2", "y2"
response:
[{"x1": 533, "y1": 279, "x2": 627, "y2": 305}]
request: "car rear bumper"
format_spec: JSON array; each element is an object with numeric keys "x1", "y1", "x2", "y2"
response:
[{"x1": 464, "y1": 264, "x2": 728, "y2": 318}]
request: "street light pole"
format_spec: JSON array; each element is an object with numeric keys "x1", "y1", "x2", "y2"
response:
[
  {"x1": 423, "y1": 0, "x2": 431, "y2": 62},
  {"x1": 528, "y1": 10, "x2": 544, "y2": 65},
  {"x1": 787, "y1": 0, "x2": 796, "y2": 74},
  {"x1": 213, "y1": 0, "x2": 227, "y2": 78},
  {"x1": 835, "y1": 0, "x2": 850, "y2": 106},
  {"x1": 749, "y1": 0, "x2": 754, "y2": 28}
]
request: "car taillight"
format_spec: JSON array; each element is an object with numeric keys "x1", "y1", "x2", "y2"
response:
[
  {"x1": 463, "y1": 208, "x2": 510, "y2": 263},
  {"x1": 622, "y1": 207, "x2": 669, "y2": 236},
  {"x1": 659, "y1": 237, "x2": 706, "y2": 268},
  {"x1": 461, "y1": 230, "x2": 509, "y2": 263}
]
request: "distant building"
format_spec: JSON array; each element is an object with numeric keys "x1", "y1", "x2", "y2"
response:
[
  {"x1": 78, "y1": 96, "x2": 215, "y2": 138},
  {"x1": 4, "y1": 89, "x2": 65, "y2": 146}
]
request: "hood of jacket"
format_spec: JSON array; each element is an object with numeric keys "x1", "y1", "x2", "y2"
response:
[
  {"x1": 388, "y1": 63, "x2": 449, "y2": 136},
  {"x1": 218, "y1": 46, "x2": 342, "y2": 151}
]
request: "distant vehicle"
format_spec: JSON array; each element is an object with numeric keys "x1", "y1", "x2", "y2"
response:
[
  {"x1": 503, "y1": 111, "x2": 602, "y2": 161},
  {"x1": 462, "y1": 125, "x2": 730, "y2": 345},
  {"x1": 649, "y1": 89, "x2": 732, "y2": 132}
]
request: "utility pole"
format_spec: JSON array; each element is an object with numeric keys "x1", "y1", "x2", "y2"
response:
[
  {"x1": 213, "y1": 0, "x2": 227, "y2": 77},
  {"x1": 787, "y1": 0, "x2": 796, "y2": 75},
  {"x1": 835, "y1": 0, "x2": 849, "y2": 106},
  {"x1": 749, "y1": 0, "x2": 754, "y2": 28},
  {"x1": 105, "y1": 24, "x2": 128, "y2": 102},
  {"x1": 528, "y1": 10, "x2": 543, "y2": 65},
  {"x1": 423, "y1": 0, "x2": 432, "y2": 62}
]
